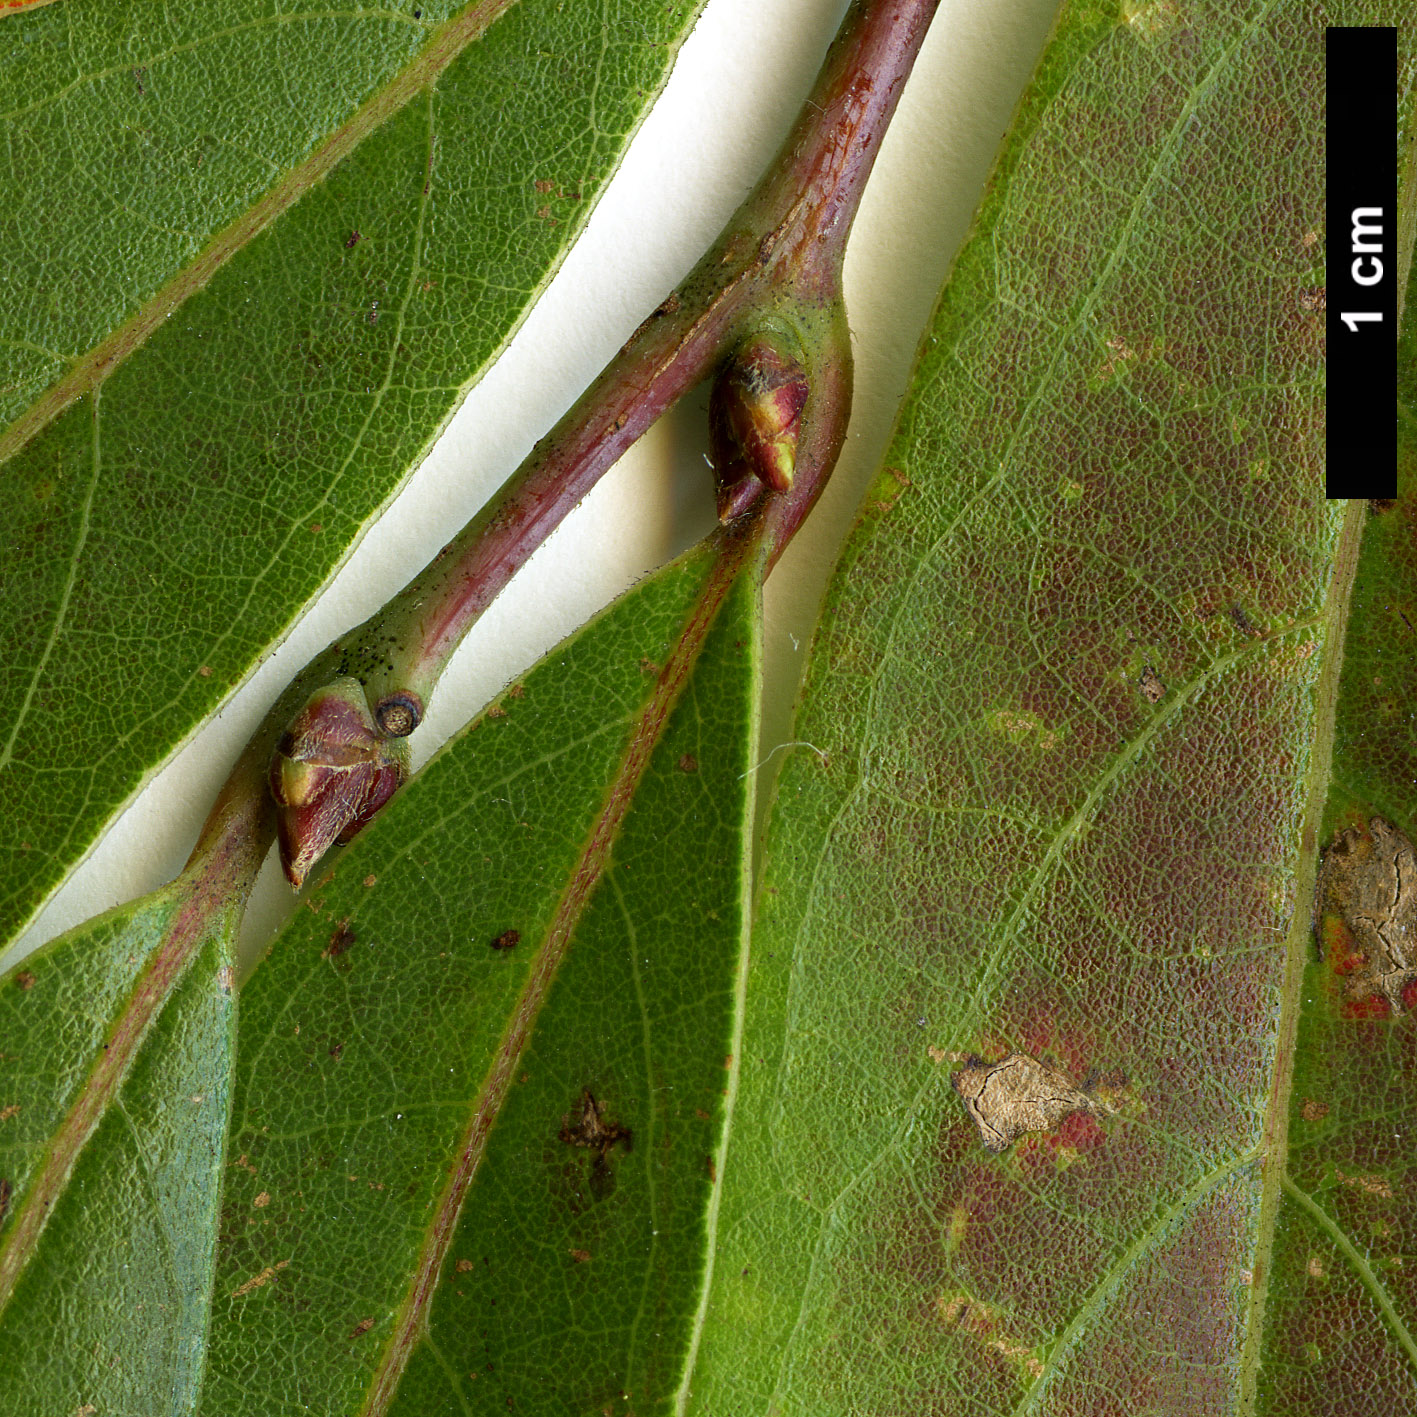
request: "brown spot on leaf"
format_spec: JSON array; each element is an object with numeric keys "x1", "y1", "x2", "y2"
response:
[
  {"x1": 1301, "y1": 1098, "x2": 1329, "y2": 1122},
  {"x1": 1228, "y1": 603, "x2": 1261, "y2": 638},
  {"x1": 0, "y1": 1178, "x2": 11, "y2": 1222},
  {"x1": 1315, "y1": 817, "x2": 1417, "y2": 1014},
  {"x1": 198, "y1": 664, "x2": 213, "y2": 678},
  {"x1": 254, "y1": 1191, "x2": 270, "y2": 1208},
  {"x1": 509, "y1": 683, "x2": 525, "y2": 698},
  {"x1": 534, "y1": 179, "x2": 555, "y2": 194},
  {"x1": 1138, "y1": 665, "x2": 1166, "y2": 704},
  {"x1": 1335, "y1": 1167, "x2": 1395, "y2": 1199},
  {"x1": 677, "y1": 753, "x2": 699, "y2": 773},
  {"x1": 349, "y1": 1317, "x2": 375, "y2": 1338},
  {"x1": 363, "y1": 874, "x2": 377, "y2": 888},
  {"x1": 13, "y1": 972, "x2": 34, "y2": 991},
  {"x1": 570, "y1": 1248, "x2": 591, "y2": 1264},
  {"x1": 639, "y1": 658, "x2": 658, "y2": 675},
  {"x1": 560, "y1": 1091, "x2": 632, "y2": 1156},
  {"x1": 491, "y1": 930, "x2": 521, "y2": 952},
  {"x1": 230, "y1": 1259, "x2": 288, "y2": 1298},
  {"x1": 345, "y1": 230, "x2": 361, "y2": 248},
  {"x1": 455, "y1": 1258, "x2": 474, "y2": 1273},
  {"x1": 559, "y1": 1090, "x2": 633, "y2": 1204},
  {"x1": 323, "y1": 919, "x2": 356, "y2": 959},
  {"x1": 0, "y1": 1105, "x2": 20, "y2": 1123},
  {"x1": 486, "y1": 704, "x2": 507, "y2": 719},
  {"x1": 935, "y1": 1290, "x2": 1045, "y2": 1379},
  {"x1": 951, "y1": 1052, "x2": 1106, "y2": 1153}
]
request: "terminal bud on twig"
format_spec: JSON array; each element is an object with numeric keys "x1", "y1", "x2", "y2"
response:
[
  {"x1": 268, "y1": 676, "x2": 409, "y2": 887},
  {"x1": 708, "y1": 327, "x2": 809, "y2": 522}
]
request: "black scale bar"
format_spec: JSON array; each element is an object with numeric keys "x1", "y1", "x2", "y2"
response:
[{"x1": 1326, "y1": 26, "x2": 1398, "y2": 501}]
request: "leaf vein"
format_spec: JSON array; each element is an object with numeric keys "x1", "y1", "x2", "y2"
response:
[
  {"x1": 1280, "y1": 1173, "x2": 1417, "y2": 1377},
  {"x1": 0, "y1": 389, "x2": 103, "y2": 775}
]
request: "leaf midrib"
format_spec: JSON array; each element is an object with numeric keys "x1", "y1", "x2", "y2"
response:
[
  {"x1": 357, "y1": 540, "x2": 753, "y2": 1414},
  {"x1": 0, "y1": 0, "x2": 516, "y2": 468},
  {"x1": 1238, "y1": 498, "x2": 1367, "y2": 1408}
]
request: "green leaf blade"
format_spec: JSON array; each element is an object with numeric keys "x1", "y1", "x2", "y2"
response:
[
  {"x1": 0, "y1": 0, "x2": 709, "y2": 953},
  {"x1": 387, "y1": 570, "x2": 759, "y2": 1416},
  {"x1": 685, "y1": 2, "x2": 1364, "y2": 1412},
  {"x1": 0, "y1": 0, "x2": 460, "y2": 433},
  {"x1": 0, "y1": 892, "x2": 179, "y2": 1252},
  {"x1": 0, "y1": 894, "x2": 237, "y2": 1415},
  {"x1": 204, "y1": 548, "x2": 758, "y2": 1414},
  {"x1": 1252, "y1": 279, "x2": 1417, "y2": 1410}
]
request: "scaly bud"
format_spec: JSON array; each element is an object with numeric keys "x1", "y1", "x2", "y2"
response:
[
  {"x1": 707, "y1": 327, "x2": 809, "y2": 522},
  {"x1": 268, "y1": 676, "x2": 410, "y2": 888}
]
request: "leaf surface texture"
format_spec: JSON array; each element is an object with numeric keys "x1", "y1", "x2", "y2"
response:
[
  {"x1": 683, "y1": 3, "x2": 1415, "y2": 1413},
  {"x1": 0, "y1": 892, "x2": 236, "y2": 1414},
  {"x1": 0, "y1": 0, "x2": 706, "y2": 951},
  {"x1": 203, "y1": 550, "x2": 759, "y2": 1414}
]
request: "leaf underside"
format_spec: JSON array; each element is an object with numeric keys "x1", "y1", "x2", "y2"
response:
[
  {"x1": 0, "y1": 0, "x2": 707, "y2": 954},
  {"x1": 3, "y1": 2, "x2": 1415, "y2": 1414},
  {"x1": 681, "y1": 3, "x2": 1416, "y2": 1415},
  {"x1": 202, "y1": 549, "x2": 759, "y2": 1415},
  {"x1": 0, "y1": 892, "x2": 236, "y2": 1414},
  {"x1": 1253, "y1": 175, "x2": 1417, "y2": 1415}
]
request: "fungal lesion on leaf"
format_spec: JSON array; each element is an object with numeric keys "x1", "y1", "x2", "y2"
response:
[
  {"x1": 559, "y1": 1090, "x2": 632, "y2": 1156},
  {"x1": 1228, "y1": 603, "x2": 1262, "y2": 639},
  {"x1": 951, "y1": 1052, "x2": 1109, "y2": 1153},
  {"x1": 1315, "y1": 816, "x2": 1417, "y2": 1016},
  {"x1": 322, "y1": 918, "x2": 356, "y2": 960},
  {"x1": 1137, "y1": 665, "x2": 1166, "y2": 704},
  {"x1": 559, "y1": 1089, "x2": 634, "y2": 1205},
  {"x1": 935, "y1": 1290, "x2": 1044, "y2": 1379}
]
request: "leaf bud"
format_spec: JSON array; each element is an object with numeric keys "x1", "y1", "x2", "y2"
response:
[
  {"x1": 268, "y1": 676, "x2": 410, "y2": 888},
  {"x1": 708, "y1": 327, "x2": 809, "y2": 522}
]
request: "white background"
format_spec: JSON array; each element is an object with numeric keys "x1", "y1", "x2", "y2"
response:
[{"x1": 3, "y1": 0, "x2": 1060, "y2": 973}]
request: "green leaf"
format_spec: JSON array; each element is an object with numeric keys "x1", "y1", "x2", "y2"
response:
[
  {"x1": 0, "y1": 0, "x2": 490, "y2": 435},
  {"x1": 1250, "y1": 237, "x2": 1417, "y2": 1414},
  {"x1": 5, "y1": 0, "x2": 1414, "y2": 1410},
  {"x1": 0, "y1": 887, "x2": 236, "y2": 1412},
  {"x1": 683, "y1": 2, "x2": 1415, "y2": 1413},
  {"x1": 201, "y1": 547, "x2": 758, "y2": 1413},
  {"x1": 0, "y1": 0, "x2": 707, "y2": 952}
]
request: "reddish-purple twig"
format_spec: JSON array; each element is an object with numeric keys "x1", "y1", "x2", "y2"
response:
[{"x1": 268, "y1": 0, "x2": 943, "y2": 884}]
